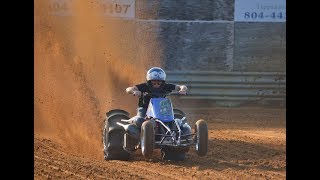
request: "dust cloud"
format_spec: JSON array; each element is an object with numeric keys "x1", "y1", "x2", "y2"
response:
[{"x1": 34, "y1": 0, "x2": 162, "y2": 159}]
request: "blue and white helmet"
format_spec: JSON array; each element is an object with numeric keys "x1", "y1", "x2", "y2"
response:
[{"x1": 146, "y1": 67, "x2": 166, "y2": 81}]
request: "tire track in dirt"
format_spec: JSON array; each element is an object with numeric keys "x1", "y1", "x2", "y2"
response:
[
  {"x1": 35, "y1": 136, "x2": 187, "y2": 179},
  {"x1": 35, "y1": 156, "x2": 88, "y2": 179},
  {"x1": 35, "y1": 138, "x2": 217, "y2": 180}
]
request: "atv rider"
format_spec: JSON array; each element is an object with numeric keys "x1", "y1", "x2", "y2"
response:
[{"x1": 126, "y1": 67, "x2": 187, "y2": 128}]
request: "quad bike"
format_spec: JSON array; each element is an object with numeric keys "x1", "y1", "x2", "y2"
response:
[{"x1": 102, "y1": 91, "x2": 208, "y2": 161}]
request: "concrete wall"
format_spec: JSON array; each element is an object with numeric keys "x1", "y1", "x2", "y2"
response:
[
  {"x1": 134, "y1": 0, "x2": 286, "y2": 73},
  {"x1": 136, "y1": 0, "x2": 234, "y2": 21},
  {"x1": 233, "y1": 22, "x2": 286, "y2": 72},
  {"x1": 46, "y1": 0, "x2": 286, "y2": 73}
]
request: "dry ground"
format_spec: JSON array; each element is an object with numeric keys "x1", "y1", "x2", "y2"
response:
[{"x1": 34, "y1": 107, "x2": 286, "y2": 179}]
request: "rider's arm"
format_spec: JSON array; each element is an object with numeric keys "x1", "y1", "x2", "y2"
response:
[
  {"x1": 175, "y1": 85, "x2": 188, "y2": 91},
  {"x1": 126, "y1": 86, "x2": 138, "y2": 94},
  {"x1": 126, "y1": 86, "x2": 142, "y2": 96},
  {"x1": 174, "y1": 85, "x2": 188, "y2": 95}
]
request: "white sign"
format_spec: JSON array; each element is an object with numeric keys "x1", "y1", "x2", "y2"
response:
[
  {"x1": 48, "y1": 0, "x2": 135, "y2": 18},
  {"x1": 235, "y1": 0, "x2": 286, "y2": 22}
]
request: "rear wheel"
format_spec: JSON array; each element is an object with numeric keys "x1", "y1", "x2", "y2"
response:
[
  {"x1": 103, "y1": 112, "x2": 131, "y2": 160},
  {"x1": 195, "y1": 119, "x2": 208, "y2": 156},
  {"x1": 141, "y1": 121, "x2": 154, "y2": 159}
]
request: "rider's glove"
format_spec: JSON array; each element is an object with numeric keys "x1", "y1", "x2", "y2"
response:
[{"x1": 133, "y1": 91, "x2": 142, "y2": 97}]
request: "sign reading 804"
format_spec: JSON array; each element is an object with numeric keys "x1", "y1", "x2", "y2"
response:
[
  {"x1": 244, "y1": 11, "x2": 286, "y2": 20},
  {"x1": 235, "y1": 0, "x2": 286, "y2": 22}
]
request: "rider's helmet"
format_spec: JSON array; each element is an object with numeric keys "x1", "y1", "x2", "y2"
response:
[
  {"x1": 146, "y1": 67, "x2": 166, "y2": 82},
  {"x1": 146, "y1": 67, "x2": 166, "y2": 88}
]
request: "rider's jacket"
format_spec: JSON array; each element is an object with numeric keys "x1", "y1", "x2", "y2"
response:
[{"x1": 135, "y1": 83, "x2": 176, "y2": 108}]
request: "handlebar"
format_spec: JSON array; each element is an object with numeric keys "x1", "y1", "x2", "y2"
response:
[
  {"x1": 140, "y1": 91, "x2": 187, "y2": 98},
  {"x1": 167, "y1": 91, "x2": 188, "y2": 96}
]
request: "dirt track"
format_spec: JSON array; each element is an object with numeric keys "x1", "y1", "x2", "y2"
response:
[
  {"x1": 34, "y1": 108, "x2": 286, "y2": 179},
  {"x1": 34, "y1": 1, "x2": 286, "y2": 179}
]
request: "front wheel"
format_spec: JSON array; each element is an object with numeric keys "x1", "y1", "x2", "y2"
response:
[
  {"x1": 195, "y1": 119, "x2": 208, "y2": 156},
  {"x1": 141, "y1": 121, "x2": 154, "y2": 159}
]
